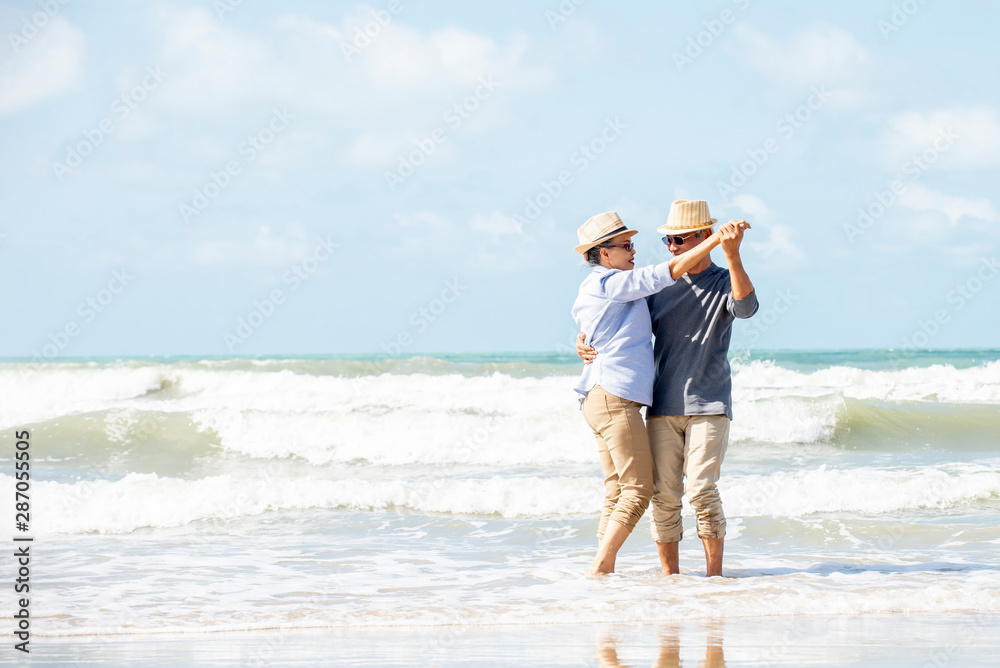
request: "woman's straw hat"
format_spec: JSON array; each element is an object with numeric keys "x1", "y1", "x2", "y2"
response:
[
  {"x1": 575, "y1": 211, "x2": 638, "y2": 255},
  {"x1": 656, "y1": 200, "x2": 717, "y2": 235}
]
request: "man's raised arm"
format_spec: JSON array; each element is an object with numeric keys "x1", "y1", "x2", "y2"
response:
[{"x1": 720, "y1": 219, "x2": 754, "y2": 300}]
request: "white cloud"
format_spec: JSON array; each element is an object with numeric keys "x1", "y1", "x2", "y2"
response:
[
  {"x1": 154, "y1": 6, "x2": 549, "y2": 121},
  {"x1": 363, "y1": 24, "x2": 520, "y2": 92},
  {"x1": 396, "y1": 212, "x2": 453, "y2": 232},
  {"x1": 729, "y1": 22, "x2": 869, "y2": 106},
  {"x1": 148, "y1": 5, "x2": 555, "y2": 171},
  {"x1": 0, "y1": 17, "x2": 86, "y2": 115},
  {"x1": 727, "y1": 194, "x2": 770, "y2": 221},
  {"x1": 731, "y1": 22, "x2": 869, "y2": 80},
  {"x1": 898, "y1": 184, "x2": 1000, "y2": 226},
  {"x1": 726, "y1": 196, "x2": 808, "y2": 272},
  {"x1": 472, "y1": 211, "x2": 521, "y2": 241},
  {"x1": 880, "y1": 106, "x2": 1000, "y2": 170},
  {"x1": 153, "y1": 6, "x2": 281, "y2": 116},
  {"x1": 345, "y1": 132, "x2": 410, "y2": 166},
  {"x1": 345, "y1": 129, "x2": 460, "y2": 168},
  {"x1": 114, "y1": 110, "x2": 161, "y2": 141},
  {"x1": 745, "y1": 223, "x2": 808, "y2": 272},
  {"x1": 190, "y1": 224, "x2": 310, "y2": 267},
  {"x1": 941, "y1": 242, "x2": 1000, "y2": 268}
]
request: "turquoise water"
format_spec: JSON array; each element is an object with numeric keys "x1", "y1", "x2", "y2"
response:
[{"x1": 6, "y1": 347, "x2": 999, "y2": 375}]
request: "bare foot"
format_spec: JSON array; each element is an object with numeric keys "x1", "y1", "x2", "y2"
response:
[{"x1": 588, "y1": 560, "x2": 615, "y2": 575}]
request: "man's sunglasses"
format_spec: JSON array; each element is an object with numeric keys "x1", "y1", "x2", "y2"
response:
[{"x1": 662, "y1": 233, "x2": 698, "y2": 246}]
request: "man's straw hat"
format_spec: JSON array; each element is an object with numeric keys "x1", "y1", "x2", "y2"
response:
[
  {"x1": 657, "y1": 200, "x2": 717, "y2": 235},
  {"x1": 575, "y1": 211, "x2": 637, "y2": 255}
]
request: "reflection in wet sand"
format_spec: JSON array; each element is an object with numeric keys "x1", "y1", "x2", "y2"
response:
[{"x1": 597, "y1": 623, "x2": 726, "y2": 668}]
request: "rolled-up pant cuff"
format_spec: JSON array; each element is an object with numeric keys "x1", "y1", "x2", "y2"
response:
[
  {"x1": 652, "y1": 529, "x2": 683, "y2": 543},
  {"x1": 695, "y1": 520, "x2": 726, "y2": 540},
  {"x1": 651, "y1": 512, "x2": 683, "y2": 542},
  {"x1": 648, "y1": 414, "x2": 730, "y2": 544}
]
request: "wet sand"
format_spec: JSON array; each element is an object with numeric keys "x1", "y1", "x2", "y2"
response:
[{"x1": 28, "y1": 612, "x2": 1000, "y2": 666}]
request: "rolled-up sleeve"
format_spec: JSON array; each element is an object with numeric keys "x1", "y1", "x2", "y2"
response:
[{"x1": 728, "y1": 289, "x2": 759, "y2": 319}]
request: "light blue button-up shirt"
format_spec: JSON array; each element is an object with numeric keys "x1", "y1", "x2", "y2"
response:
[{"x1": 572, "y1": 262, "x2": 676, "y2": 407}]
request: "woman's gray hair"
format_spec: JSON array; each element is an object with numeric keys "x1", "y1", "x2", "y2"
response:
[{"x1": 585, "y1": 241, "x2": 611, "y2": 266}]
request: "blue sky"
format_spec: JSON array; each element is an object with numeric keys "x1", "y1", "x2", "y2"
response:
[{"x1": 1, "y1": 0, "x2": 998, "y2": 358}]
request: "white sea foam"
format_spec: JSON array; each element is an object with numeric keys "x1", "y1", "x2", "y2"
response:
[
  {"x1": 729, "y1": 395, "x2": 842, "y2": 444},
  {"x1": 732, "y1": 359, "x2": 1000, "y2": 404},
  {"x1": 0, "y1": 364, "x2": 168, "y2": 427},
  {"x1": 20, "y1": 473, "x2": 602, "y2": 534},
  {"x1": 34, "y1": 570, "x2": 1000, "y2": 635},
  {"x1": 29, "y1": 531, "x2": 1000, "y2": 635},
  {"x1": 723, "y1": 464, "x2": 1000, "y2": 517},
  {"x1": 4, "y1": 359, "x2": 999, "y2": 466},
  {"x1": 10, "y1": 462, "x2": 997, "y2": 535}
]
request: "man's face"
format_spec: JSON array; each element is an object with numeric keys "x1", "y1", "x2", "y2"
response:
[{"x1": 664, "y1": 230, "x2": 708, "y2": 256}]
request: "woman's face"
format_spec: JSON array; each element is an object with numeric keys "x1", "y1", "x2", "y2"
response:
[{"x1": 602, "y1": 232, "x2": 636, "y2": 271}]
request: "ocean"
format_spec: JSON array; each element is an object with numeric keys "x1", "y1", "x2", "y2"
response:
[{"x1": 2, "y1": 349, "x2": 1000, "y2": 665}]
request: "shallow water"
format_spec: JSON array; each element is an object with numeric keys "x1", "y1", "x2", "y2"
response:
[{"x1": 1, "y1": 350, "x2": 999, "y2": 648}]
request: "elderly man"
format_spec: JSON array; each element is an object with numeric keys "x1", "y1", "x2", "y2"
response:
[{"x1": 578, "y1": 199, "x2": 758, "y2": 576}]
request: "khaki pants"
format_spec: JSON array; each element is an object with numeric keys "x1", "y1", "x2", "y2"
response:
[
  {"x1": 648, "y1": 414, "x2": 729, "y2": 543},
  {"x1": 581, "y1": 385, "x2": 654, "y2": 539}
]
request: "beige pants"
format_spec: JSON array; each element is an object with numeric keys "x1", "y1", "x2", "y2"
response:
[
  {"x1": 648, "y1": 414, "x2": 730, "y2": 542},
  {"x1": 581, "y1": 385, "x2": 654, "y2": 539}
]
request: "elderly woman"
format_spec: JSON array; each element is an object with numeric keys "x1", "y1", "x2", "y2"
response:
[{"x1": 572, "y1": 211, "x2": 725, "y2": 574}]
